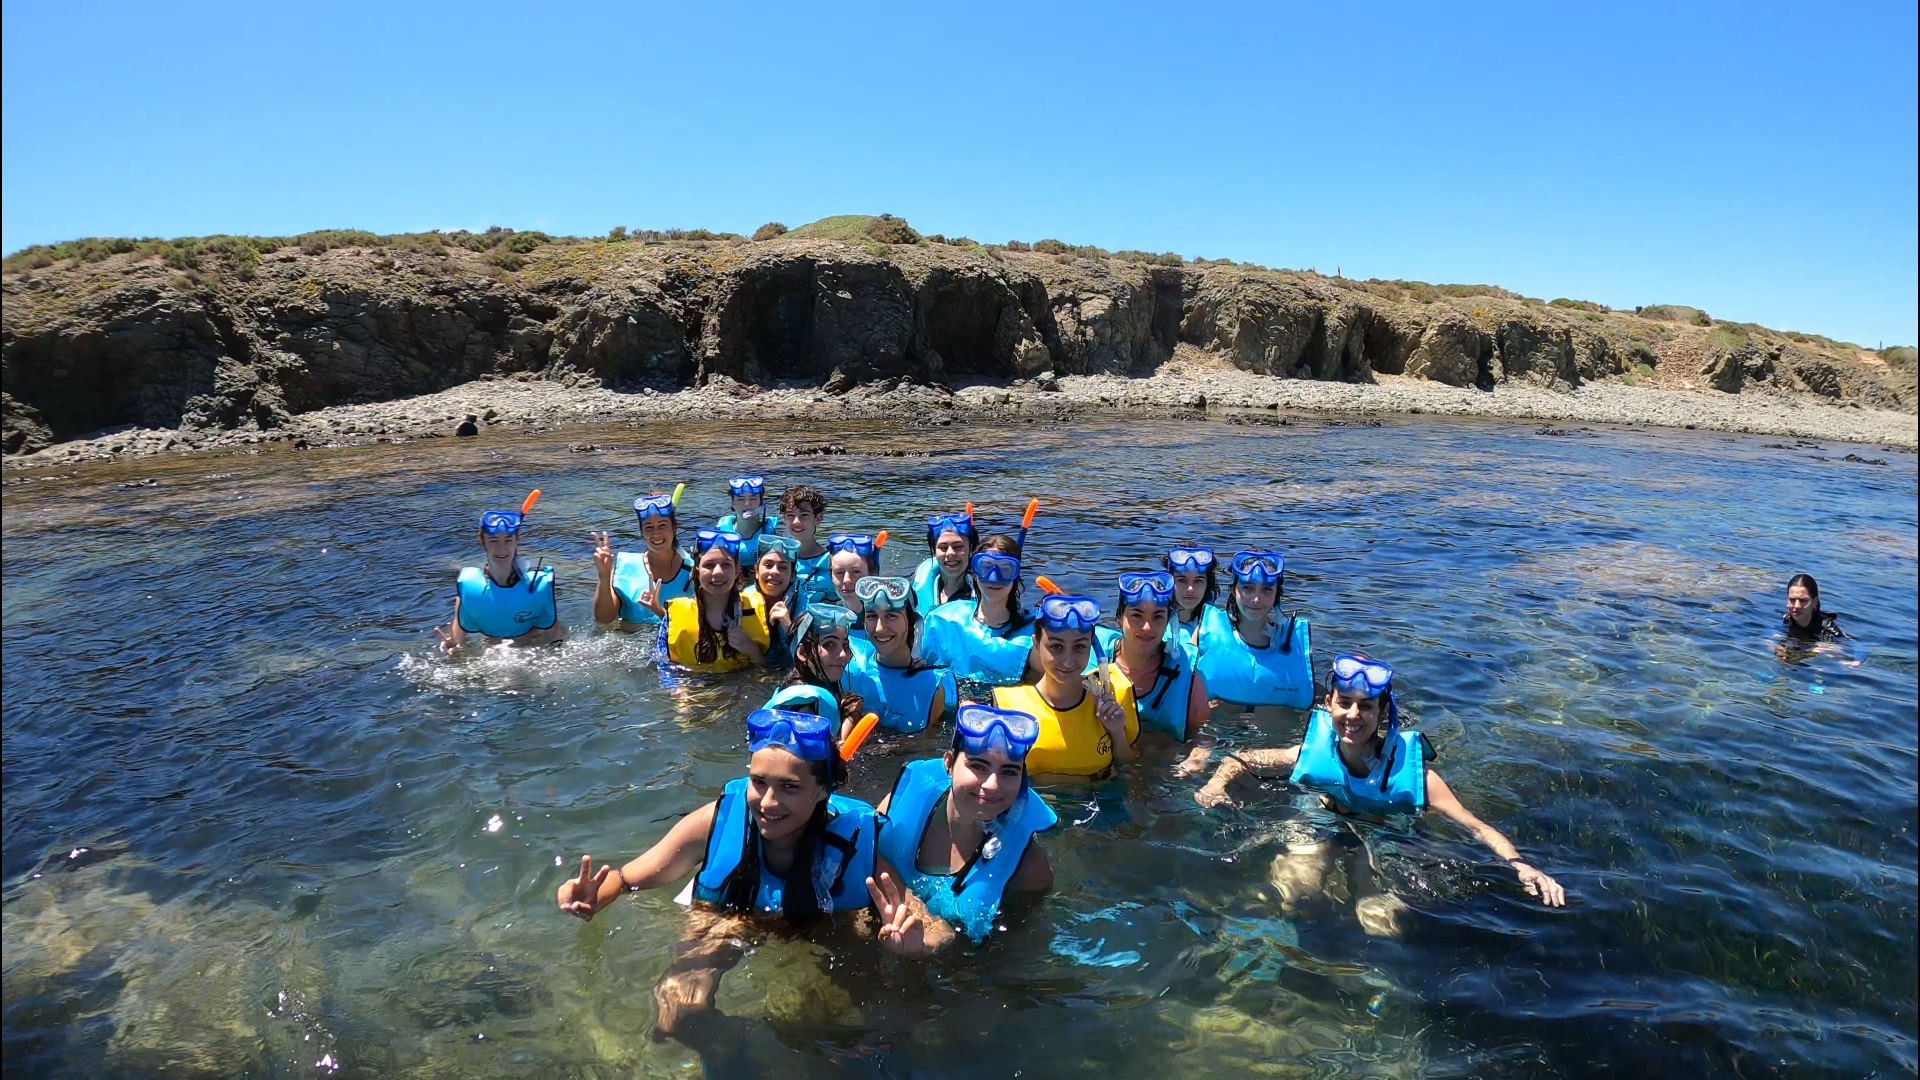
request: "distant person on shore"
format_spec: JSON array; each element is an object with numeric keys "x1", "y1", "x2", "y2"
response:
[
  {"x1": 1194, "y1": 653, "x2": 1566, "y2": 936},
  {"x1": 455, "y1": 414, "x2": 479, "y2": 437},
  {"x1": 437, "y1": 499, "x2": 563, "y2": 653},
  {"x1": 912, "y1": 508, "x2": 978, "y2": 615},
  {"x1": 555, "y1": 708, "x2": 940, "y2": 1041},
  {"x1": 1783, "y1": 573, "x2": 1848, "y2": 643},
  {"x1": 717, "y1": 475, "x2": 779, "y2": 543},
  {"x1": 779, "y1": 484, "x2": 838, "y2": 605},
  {"x1": 592, "y1": 493, "x2": 694, "y2": 628}
]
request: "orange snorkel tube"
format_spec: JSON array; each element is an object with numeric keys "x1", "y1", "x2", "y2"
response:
[{"x1": 839, "y1": 712, "x2": 882, "y2": 761}]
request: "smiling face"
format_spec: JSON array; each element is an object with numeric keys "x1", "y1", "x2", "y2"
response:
[
  {"x1": 755, "y1": 552, "x2": 794, "y2": 598},
  {"x1": 946, "y1": 747, "x2": 1023, "y2": 821},
  {"x1": 830, "y1": 551, "x2": 869, "y2": 610},
  {"x1": 746, "y1": 746, "x2": 827, "y2": 843},
  {"x1": 933, "y1": 531, "x2": 972, "y2": 574},
  {"x1": 1233, "y1": 579, "x2": 1278, "y2": 621},
  {"x1": 809, "y1": 628, "x2": 853, "y2": 681},
  {"x1": 696, "y1": 547, "x2": 738, "y2": 596},
  {"x1": 1325, "y1": 686, "x2": 1385, "y2": 748},
  {"x1": 865, "y1": 606, "x2": 911, "y2": 659},
  {"x1": 1172, "y1": 569, "x2": 1207, "y2": 612},
  {"x1": 1036, "y1": 625, "x2": 1093, "y2": 685},
  {"x1": 480, "y1": 530, "x2": 519, "y2": 564},
  {"x1": 1786, "y1": 583, "x2": 1816, "y2": 626},
  {"x1": 639, "y1": 514, "x2": 676, "y2": 550},
  {"x1": 781, "y1": 506, "x2": 818, "y2": 542},
  {"x1": 1120, "y1": 601, "x2": 1169, "y2": 645}
]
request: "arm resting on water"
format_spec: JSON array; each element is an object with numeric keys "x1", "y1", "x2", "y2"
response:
[
  {"x1": 1423, "y1": 769, "x2": 1567, "y2": 908},
  {"x1": 1194, "y1": 745, "x2": 1300, "y2": 807},
  {"x1": 557, "y1": 802, "x2": 717, "y2": 920}
]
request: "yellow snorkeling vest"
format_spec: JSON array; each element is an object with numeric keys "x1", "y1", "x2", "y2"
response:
[
  {"x1": 659, "y1": 592, "x2": 770, "y2": 673},
  {"x1": 993, "y1": 670, "x2": 1139, "y2": 777}
]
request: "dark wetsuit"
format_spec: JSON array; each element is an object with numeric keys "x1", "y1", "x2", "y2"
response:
[{"x1": 1783, "y1": 610, "x2": 1847, "y2": 643}]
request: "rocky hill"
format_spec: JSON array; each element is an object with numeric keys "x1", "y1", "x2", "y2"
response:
[{"x1": 3, "y1": 225, "x2": 1912, "y2": 454}]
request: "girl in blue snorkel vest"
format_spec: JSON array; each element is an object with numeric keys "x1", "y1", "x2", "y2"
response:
[
  {"x1": 912, "y1": 507, "x2": 979, "y2": 615},
  {"x1": 437, "y1": 500, "x2": 564, "y2": 654},
  {"x1": 876, "y1": 704, "x2": 1056, "y2": 944},
  {"x1": 1192, "y1": 549, "x2": 1315, "y2": 710},
  {"x1": 1194, "y1": 653, "x2": 1567, "y2": 936},
  {"x1": 920, "y1": 534, "x2": 1038, "y2": 690},
  {"x1": 591, "y1": 492, "x2": 694, "y2": 628},
  {"x1": 841, "y1": 576, "x2": 958, "y2": 734},
  {"x1": 556, "y1": 708, "x2": 940, "y2": 1040},
  {"x1": 715, "y1": 474, "x2": 780, "y2": 543}
]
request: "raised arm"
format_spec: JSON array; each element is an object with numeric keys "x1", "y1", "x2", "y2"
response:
[
  {"x1": 867, "y1": 856, "x2": 957, "y2": 955},
  {"x1": 1423, "y1": 770, "x2": 1566, "y2": 907},
  {"x1": 591, "y1": 532, "x2": 622, "y2": 625},
  {"x1": 1194, "y1": 745, "x2": 1300, "y2": 807},
  {"x1": 557, "y1": 802, "x2": 717, "y2": 920}
]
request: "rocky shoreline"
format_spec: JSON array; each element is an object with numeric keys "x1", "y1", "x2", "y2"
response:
[
  {"x1": 7, "y1": 365, "x2": 1912, "y2": 468},
  {"x1": 5, "y1": 233, "x2": 1914, "y2": 463}
]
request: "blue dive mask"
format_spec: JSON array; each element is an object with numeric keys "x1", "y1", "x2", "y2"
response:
[
  {"x1": 853, "y1": 576, "x2": 913, "y2": 611},
  {"x1": 1118, "y1": 571, "x2": 1175, "y2": 607},
  {"x1": 695, "y1": 528, "x2": 745, "y2": 557},
  {"x1": 970, "y1": 551, "x2": 1021, "y2": 586},
  {"x1": 479, "y1": 510, "x2": 523, "y2": 535},
  {"x1": 827, "y1": 533, "x2": 879, "y2": 559},
  {"x1": 926, "y1": 512, "x2": 976, "y2": 550},
  {"x1": 1330, "y1": 653, "x2": 1393, "y2": 697},
  {"x1": 633, "y1": 494, "x2": 675, "y2": 521},
  {"x1": 1230, "y1": 550, "x2": 1284, "y2": 584},
  {"x1": 953, "y1": 703, "x2": 1040, "y2": 760},
  {"x1": 746, "y1": 708, "x2": 836, "y2": 761},
  {"x1": 1038, "y1": 594, "x2": 1101, "y2": 631},
  {"x1": 1168, "y1": 546, "x2": 1215, "y2": 573},
  {"x1": 727, "y1": 475, "x2": 765, "y2": 498}
]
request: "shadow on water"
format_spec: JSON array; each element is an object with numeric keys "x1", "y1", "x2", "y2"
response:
[{"x1": 2, "y1": 416, "x2": 1915, "y2": 1076}]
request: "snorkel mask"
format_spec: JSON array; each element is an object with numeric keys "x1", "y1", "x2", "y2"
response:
[
  {"x1": 756, "y1": 534, "x2": 800, "y2": 563},
  {"x1": 853, "y1": 576, "x2": 913, "y2": 612},
  {"x1": 1037, "y1": 594, "x2": 1101, "y2": 632},
  {"x1": 695, "y1": 528, "x2": 745, "y2": 558},
  {"x1": 970, "y1": 550, "x2": 1021, "y2": 587},
  {"x1": 1229, "y1": 550, "x2": 1285, "y2": 586},
  {"x1": 795, "y1": 604, "x2": 858, "y2": 642},
  {"x1": 479, "y1": 510, "x2": 523, "y2": 536},
  {"x1": 727, "y1": 475, "x2": 766, "y2": 500},
  {"x1": 952, "y1": 703, "x2": 1040, "y2": 762},
  {"x1": 746, "y1": 707, "x2": 836, "y2": 763},
  {"x1": 1167, "y1": 546, "x2": 1215, "y2": 574},
  {"x1": 633, "y1": 494, "x2": 675, "y2": 522},
  {"x1": 1118, "y1": 571, "x2": 1175, "y2": 608},
  {"x1": 827, "y1": 533, "x2": 880, "y2": 560},
  {"x1": 1329, "y1": 653, "x2": 1399, "y2": 731},
  {"x1": 926, "y1": 511, "x2": 976, "y2": 551}
]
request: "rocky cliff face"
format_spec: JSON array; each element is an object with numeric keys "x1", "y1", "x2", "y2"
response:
[{"x1": 3, "y1": 238, "x2": 1910, "y2": 453}]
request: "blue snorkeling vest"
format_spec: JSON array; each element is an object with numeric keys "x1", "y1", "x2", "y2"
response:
[
  {"x1": 911, "y1": 557, "x2": 974, "y2": 616},
  {"x1": 1092, "y1": 626, "x2": 1199, "y2": 740},
  {"x1": 1288, "y1": 707, "x2": 1430, "y2": 815},
  {"x1": 716, "y1": 513, "x2": 780, "y2": 544},
  {"x1": 692, "y1": 778, "x2": 879, "y2": 915},
  {"x1": 793, "y1": 550, "x2": 838, "y2": 607},
  {"x1": 610, "y1": 549, "x2": 694, "y2": 624},
  {"x1": 456, "y1": 565, "x2": 557, "y2": 639},
  {"x1": 1170, "y1": 604, "x2": 1229, "y2": 650},
  {"x1": 877, "y1": 758, "x2": 1057, "y2": 943},
  {"x1": 919, "y1": 600, "x2": 1035, "y2": 686},
  {"x1": 842, "y1": 649, "x2": 957, "y2": 733},
  {"x1": 1194, "y1": 612, "x2": 1313, "y2": 708}
]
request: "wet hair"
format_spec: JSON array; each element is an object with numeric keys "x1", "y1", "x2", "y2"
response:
[
  {"x1": 723, "y1": 740, "x2": 850, "y2": 924},
  {"x1": 973, "y1": 533, "x2": 1028, "y2": 624},
  {"x1": 1788, "y1": 573, "x2": 1822, "y2": 610},
  {"x1": 783, "y1": 620, "x2": 867, "y2": 726},
  {"x1": 1164, "y1": 549, "x2": 1220, "y2": 617},
  {"x1": 780, "y1": 485, "x2": 827, "y2": 519},
  {"x1": 694, "y1": 547, "x2": 748, "y2": 666}
]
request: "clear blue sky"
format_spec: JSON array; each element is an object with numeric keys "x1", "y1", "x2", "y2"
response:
[{"x1": 4, "y1": 1, "x2": 1915, "y2": 346}]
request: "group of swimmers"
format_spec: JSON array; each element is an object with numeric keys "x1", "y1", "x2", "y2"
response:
[{"x1": 436, "y1": 476, "x2": 1840, "y2": 1040}]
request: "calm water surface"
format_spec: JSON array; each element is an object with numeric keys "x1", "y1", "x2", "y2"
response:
[{"x1": 3, "y1": 415, "x2": 1915, "y2": 1078}]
